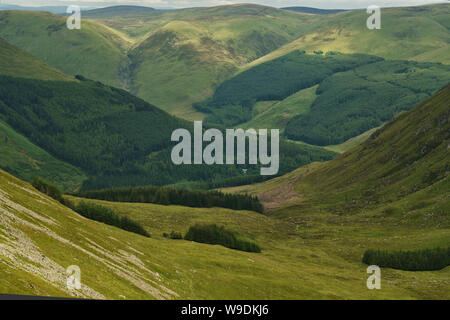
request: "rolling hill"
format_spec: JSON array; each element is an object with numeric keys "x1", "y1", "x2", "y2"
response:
[
  {"x1": 0, "y1": 37, "x2": 86, "y2": 191},
  {"x1": 226, "y1": 83, "x2": 450, "y2": 221},
  {"x1": 0, "y1": 85, "x2": 448, "y2": 298},
  {"x1": 245, "y1": 3, "x2": 450, "y2": 71},
  {"x1": 0, "y1": 37, "x2": 73, "y2": 81},
  {"x1": 1, "y1": 4, "x2": 448, "y2": 121},
  {"x1": 0, "y1": 10, "x2": 130, "y2": 88}
]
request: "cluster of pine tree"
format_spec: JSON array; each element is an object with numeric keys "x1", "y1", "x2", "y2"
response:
[
  {"x1": 76, "y1": 186, "x2": 263, "y2": 213},
  {"x1": 285, "y1": 60, "x2": 450, "y2": 145},
  {"x1": 195, "y1": 51, "x2": 382, "y2": 126},
  {"x1": 32, "y1": 176, "x2": 149, "y2": 237},
  {"x1": 184, "y1": 224, "x2": 261, "y2": 253},
  {"x1": 75, "y1": 201, "x2": 150, "y2": 237},
  {"x1": 362, "y1": 247, "x2": 449, "y2": 271}
]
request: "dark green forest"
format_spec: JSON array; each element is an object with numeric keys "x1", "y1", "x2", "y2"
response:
[
  {"x1": 76, "y1": 185, "x2": 263, "y2": 212},
  {"x1": 184, "y1": 224, "x2": 261, "y2": 253},
  {"x1": 285, "y1": 61, "x2": 450, "y2": 145},
  {"x1": 32, "y1": 176, "x2": 149, "y2": 237},
  {"x1": 195, "y1": 51, "x2": 383, "y2": 126},
  {"x1": 363, "y1": 247, "x2": 450, "y2": 271},
  {"x1": 0, "y1": 75, "x2": 336, "y2": 190}
]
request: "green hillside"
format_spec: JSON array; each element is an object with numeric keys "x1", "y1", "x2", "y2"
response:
[
  {"x1": 0, "y1": 6, "x2": 322, "y2": 118},
  {"x1": 227, "y1": 84, "x2": 450, "y2": 225},
  {"x1": 0, "y1": 73, "x2": 336, "y2": 191},
  {"x1": 197, "y1": 50, "x2": 449, "y2": 138},
  {"x1": 285, "y1": 59, "x2": 450, "y2": 145},
  {"x1": 1, "y1": 4, "x2": 447, "y2": 120},
  {"x1": 1, "y1": 84, "x2": 449, "y2": 301},
  {"x1": 245, "y1": 4, "x2": 450, "y2": 70},
  {"x1": 0, "y1": 37, "x2": 73, "y2": 81},
  {"x1": 0, "y1": 38, "x2": 85, "y2": 191},
  {"x1": 196, "y1": 51, "x2": 383, "y2": 126},
  {"x1": 0, "y1": 120, "x2": 86, "y2": 192},
  {"x1": 0, "y1": 10, "x2": 130, "y2": 88}
]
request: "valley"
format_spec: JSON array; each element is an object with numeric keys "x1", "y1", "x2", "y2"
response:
[{"x1": 0, "y1": 2, "x2": 448, "y2": 300}]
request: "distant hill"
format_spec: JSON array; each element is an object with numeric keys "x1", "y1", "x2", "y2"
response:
[
  {"x1": 0, "y1": 5, "x2": 68, "y2": 14},
  {"x1": 82, "y1": 6, "x2": 157, "y2": 18},
  {"x1": 0, "y1": 10, "x2": 129, "y2": 88},
  {"x1": 1, "y1": 4, "x2": 448, "y2": 120},
  {"x1": 245, "y1": 4, "x2": 450, "y2": 71},
  {"x1": 0, "y1": 87, "x2": 447, "y2": 299},
  {"x1": 0, "y1": 37, "x2": 73, "y2": 81},
  {"x1": 228, "y1": 83, "x2": 450, "y2": 219},
  {"x1": 282, "y1": 7, "x2": 348, "y2": 14}
]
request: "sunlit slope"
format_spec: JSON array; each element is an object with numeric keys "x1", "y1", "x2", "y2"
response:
[
  {"x1": 227, "y1": 84, "x2": 450, "y2": 219},
  {"x1": 0, "y1": 37, "x2": 72, "y2": 81},
  {"x1": 0, "y1": 11, "x2": 130, "y2": 87},
  {"x1": 1, "y1": 166, "x2": 448, "y2": 299},
  {"x1": 245, "y1": 4, "x2": 450, "y2": 71},
  {"x1": 0, "y1": 120, "x2": 86, "y2": 192},
  {"x1": 125, "y1": 5, "x2": 324, "y2": 118},
  {"x1": 0, "y1": 39, "x2": 85, "y2": 191}
]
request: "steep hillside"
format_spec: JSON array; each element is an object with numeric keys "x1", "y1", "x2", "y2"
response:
[
  {"x1": 0, "y1": 72, "x2": 335, "y2": 191},
  {"x1": 0, "y1": 10, "x2": 130, "y2": 88},
  {"x1": 0, "y1": 5, "x2": 322, "y2": 118},
  {"x1": 245, "y1": 4, "x2": 450, "y2": 70},
  {"x1": 227, "y1": 84, "x2": 450, "y2": 219},
  {"x1": 83, "y1": 6, "x2": 157, "y2": 18},
  {"x1": 0, "y1": 38, "x2": 85, "y2": 191},
  {"x1": 122, "y1": 4, "x2": 323, "y2": 118},
  {"x1": 0, "y1": 37, "x2": 73, "y2": 81},
  {"x1": 198, "y1": 50, "x2": 449, "y2": 136},
  {"x1": 282, "y1": 7, "x2": 348, "y2": 15},
  {"x1": 1, "y1": 169, "x2": 448, "y2": 299},
  {"x1": 0, "y1": 120, "x2": 86, "y2": 192}
]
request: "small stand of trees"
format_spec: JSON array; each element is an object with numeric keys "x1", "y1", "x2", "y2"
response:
[
  {"x1": 76, "y1": 186, "x2": 263, "y2": 213},
  {"x1": 362, "y1": 247, "x2": 449, "y2": 271},
  {"x1": 32, "y1": 176, "x2": 149, "y2": 237},
  {"x1": 184, "y1": 224, "x2": 261, "y2": 253}
]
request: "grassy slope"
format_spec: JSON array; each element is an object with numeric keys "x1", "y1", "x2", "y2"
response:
[
  {"x1": 124, "y1": 5, "x2": 323, "y2": 118},
  {"x1": 0, "y1": 38, "x2": 85, "y2": 191},
  {"x1": 222, "y1": 85, "x2": 450, "y2": 298},
  {"x1": 0, "y1": 37, "x2": 73, "y2": 81},
  {"x1": 2, "y1": 4, "x2": 447, "y2": 120},
  {"x1": 0, "y1": 121, "x2": 86, "y2": 192},
  {"x1": 0, "y1": 6, "x2": 323, "y2": 119},
  {"x1": 244, "y1": 4, "x2": 450, "y2": 72},
  {"x1": 0, "y1": 168, "x2": 448, "y2": 299},
  {"x1": 0, "y1": 10, "x2": 130, "y2": 88},
  {"x1": 240, "y1": 85, "x2": 317, "y2": 131}
]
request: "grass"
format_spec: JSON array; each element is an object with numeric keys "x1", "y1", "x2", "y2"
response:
[
  {"x1": 243, "y1": 4, "x2": 450, "y2": 72},
  {"x1": 1, "y1": 4, "x2": 447, "y2": 121},
  {"x1": 0, "y1": 120, "x2": 86, "y2": 192},
  {"x1": 0, "y1": 37, "x2": 73, "y2": 81},
  {"x1": 240, "y1": 85, "x2": 318, "y2": 131},
  {"x1": 0, "y1": 159, "x2": 448, "y2": 299},
  {"x1": 0, "y1": 11, "x2": 130, "y2": 88}
]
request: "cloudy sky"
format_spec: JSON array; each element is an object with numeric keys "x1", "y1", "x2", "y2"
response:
[{"x1": 1, "y1": 0, "x2": 447, "y2": 9}]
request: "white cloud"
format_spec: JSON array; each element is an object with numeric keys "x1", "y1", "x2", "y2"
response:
[{"x1": 1, "y1": 0, "x2": 447, "y2": 9}]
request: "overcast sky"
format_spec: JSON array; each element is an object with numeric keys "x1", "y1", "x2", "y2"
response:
[{"x1": 1, "y1": 0, "x2": 448, "y2": 9}]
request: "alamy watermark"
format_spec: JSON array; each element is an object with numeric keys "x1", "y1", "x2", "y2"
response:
[
  {"x1": 66, "y1": 265, "x2": 81, "y2": 290},
  {"x1": 366, "y1": 265, "x2": 381, "y2": 290},
  {"x1": 367, "y1": 5, "x2": 381, "y2": 30},
  {"x1": 171, "y1": 121, "x2": 279, "y2": 176},
  {"x1": 66, "y1": 5, "x2": 81, "y2": 30}
]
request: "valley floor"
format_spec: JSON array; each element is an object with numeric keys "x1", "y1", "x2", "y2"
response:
[{"x1": 0, "y1": 169, "x2": 448, "y2": 299}]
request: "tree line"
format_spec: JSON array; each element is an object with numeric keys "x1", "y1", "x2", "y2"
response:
[
  {"x1": 32, "y1": 176, "x2": 149, "y2": 237},
  {"x1": 76, "y1": 186, "x2": 264, "y2": 213},
  {"x1": 362, "y1": 247, "x2": 449, "y2": 271},
  {"x1": 184, "y1": 224, "x2": 261, "y2": 253}
]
